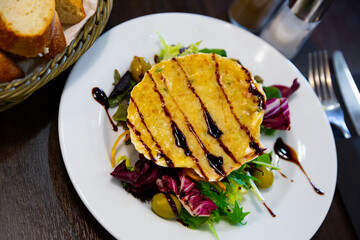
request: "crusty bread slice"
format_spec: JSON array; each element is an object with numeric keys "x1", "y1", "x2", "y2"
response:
[
  {"x1": 55, "y1": 0, "x2": 86, "y2": 25},
  {"x1": 44, "y1": 11, "x2": 66, "y2": 59},
  {"x1": 0, "y1": 0, "x2": 56, "y2": 57},
  {"x1": 0, "y1": 51, "x2": 25, "y2": 82}
]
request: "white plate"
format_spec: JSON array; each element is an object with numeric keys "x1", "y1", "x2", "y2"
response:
[{"x1": 59, "y1": 13, "x2": 337, "y2": 240}]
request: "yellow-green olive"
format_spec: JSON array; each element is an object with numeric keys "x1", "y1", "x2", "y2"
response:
[
  {"x1": 254, "y1": 75, "x2": 264, "y2": 83},
  {"x1": 151, "y1": 193, "x2": 181, "y2": 219},
  {"x1": 130, "y1": 56, "x2": 151, "y2": 82},
  {"x1": 251, "y1": 165, "x2": 274, "y2": 189}
]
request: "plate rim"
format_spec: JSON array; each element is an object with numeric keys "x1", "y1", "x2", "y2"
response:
[{"x1": 58, "y1": 12, "x2": 337, "y2": 240}]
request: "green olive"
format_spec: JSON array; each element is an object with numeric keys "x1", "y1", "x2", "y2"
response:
[
  {"x1": 254, "y1": 75, "x2": 264, "y2": 83},
  {"x1": 151, "y1": 193, "x2": 181, "y2": 219},
  {"x1": 251, "y1": 165, "x2": 274, "y2": 189},
  {"x1": 130, "y1": 56, "x2": 151, "y2": 82}
]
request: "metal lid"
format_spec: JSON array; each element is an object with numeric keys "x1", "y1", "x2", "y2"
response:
[{"x1": 289, "y1": 0, "x2": 334, "y2": 22}]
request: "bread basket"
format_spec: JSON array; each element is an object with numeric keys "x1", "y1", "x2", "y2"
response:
[{"x1": 0, "y1": 0, "x2": 113, "y2": 112}]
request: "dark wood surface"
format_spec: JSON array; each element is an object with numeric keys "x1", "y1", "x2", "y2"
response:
[{"x1": 1, "y1": 0, "x2": 359, "y2": 239}]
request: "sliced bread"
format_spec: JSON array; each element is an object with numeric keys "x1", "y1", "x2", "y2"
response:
[
  {"x1": 0, "y1": 0, "x2": 56, "y2": 57},
  {"x1": 0, "y1": 51, "x2": 25, "y2": 82},
  {"x1": 44, "y1": 11, "x2": 66, "y2": 59},
  {"x1": 55, "y1": 0, "x2": 86, "y2": 25}
]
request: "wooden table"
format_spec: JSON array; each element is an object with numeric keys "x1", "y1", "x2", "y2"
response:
[{"x1": 1, "y1": 0, "x2": 359, "y2": 239}]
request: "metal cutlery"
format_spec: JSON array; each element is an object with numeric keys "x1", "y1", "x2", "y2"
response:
[
  {"x1": 333, "y1": 50, "x2": 360, "y2": 136},
  {"x1": 308, "y1": 50, "x2": 351, "y2": 138}
]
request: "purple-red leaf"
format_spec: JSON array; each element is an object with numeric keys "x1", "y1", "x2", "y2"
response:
[
  {"x1": 111, "y1": 157, "x2": 162, "y2": 192},
  {"x1": 157, "y1": 172, "x2": 218, "y2": 217},
  {"x1": 263, "y1": 98, "x2": 291, "y2": 130},
  {"x1": 156, "y1": 174, "x2": 178, "y2": 193},
  {"x1": 272, "y1": 78, "x2": 300, "y2": 98}
]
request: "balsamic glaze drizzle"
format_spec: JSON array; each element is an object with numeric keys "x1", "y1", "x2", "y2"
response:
[
  {"x1": 148, "y1": 72, "x2": 209, "y2": 180},
  {"x1": 263, "y1": 202, "x2": 276, "y2": 217},
  {"x1": 211, "y1": 54, "x2": 264, "y2": 155},
  {"x1": 148, "y1": 72, "x2": 192, "y2": 157},
  {"x1": 171, "y1": 60, "x2": 239, "y2": 165},
  {"x1": 172, "y1": 122, "x2": 191, "y2": 156},
  {"x1": 203, "y1": 109, "x2": 223, "y2": 138},
  {"x1": 240, "y1": 65, "x2": 266, "y2": 111},
  {"x1": 274, "y1": 138, "x2": 324, "y2": 195},
  {"x1": 92, "y1": 87, "x2": 118, "y2": 132},
  {"x1": 126, "y1": 119, "x2": 156, "y2": 162},
  {"x1": 206, "y1": 152, "x2": 224, "y2": 175},
  {"x1": 164, "y1": 193, "x2": 179, "y2": 217},
  {"x1": 173, "y1": 58, "x2": 224, "y2": 141},
  {"x1": 130, "y1": 97, "x2": 174, "y2": 167},
  {"x1": 184, "y1": 121, "x2": 225, "y2": 176},
  {"x1": 248, "y1": 80, "x2": 266, "y2": 111},
  {"x1": 171, "y1": 59, "x2": 227, "y2": 176}
]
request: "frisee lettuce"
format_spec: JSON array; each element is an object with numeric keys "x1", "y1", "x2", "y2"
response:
[
  {"x1": 225, "y1": 201, "x2": 249, "y2": 225},
  {"x1": 179, "y1": 153, "x2": 278, "y2": 233},
  {"x1": 158, "y1": 33, "x2": 227, "y2": 61},
  {"x1": 206, "y1": 218, "x2": 220, "y2": 240},
  {"x1": 196, "y1": 181, "x2": 228, "y2": 211},
  {"x1": 226, "y1": 167, "x2": 257, "y2": 190},
  {"x1": 158, "y1": 34, "x2": 201, "y2": 60},
  {"x1": 178, "y1": 179, "x2": 249, "y2": 239},
  {"x1": 178, "y1": 207, "x2": 208, "y2": 229}
]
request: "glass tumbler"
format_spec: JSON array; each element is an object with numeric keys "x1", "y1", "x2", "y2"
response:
[{"x1": 228, "y1": 0, "x2": 283, "y2": 33}]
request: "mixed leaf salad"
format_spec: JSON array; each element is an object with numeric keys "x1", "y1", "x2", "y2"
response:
[{"x1": 106, "y1": 36, "x2": 299, "y2": 239}]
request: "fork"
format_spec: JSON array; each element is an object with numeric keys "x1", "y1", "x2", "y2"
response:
[{"x1": 308, "y1": 50, "x2": 351, "y2": 139}]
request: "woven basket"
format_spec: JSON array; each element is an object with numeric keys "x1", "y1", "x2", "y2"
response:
[{"x1": 0, "y1": 0, "x2": 113, "y2": 112}]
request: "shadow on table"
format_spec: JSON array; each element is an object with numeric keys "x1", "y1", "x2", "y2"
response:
[
  {"x1": 45, "y1": 72, "x2": 115, "y2": 239},
  {"x1": 48, "y1": 118, "x2": 115, "y2": 240}
]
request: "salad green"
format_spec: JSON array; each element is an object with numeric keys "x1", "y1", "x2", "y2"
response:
[{"x1": 158, "y1": 34, "x2": 227, "y2": 61}]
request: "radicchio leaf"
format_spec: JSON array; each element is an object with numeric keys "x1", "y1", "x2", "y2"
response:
[
  {"x1": 271, "y1": 78, "x2": 300, "y2": 98},
  {"x1": 156, "y1": 174, "x2": 178, "y2": 193},
  {"x1": 156, "y1": 172, "x2": 218, "y2": 217},
  {"x1": 262, "y1": 98, "x2": 291, "y2": 130},
  {"x1": 110, "y1": 156, "x2": 163, "y2": 200}
]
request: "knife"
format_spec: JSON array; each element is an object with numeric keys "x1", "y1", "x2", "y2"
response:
[{"x1": 333, "y1": 50, "x2": 360, "y2": 136}]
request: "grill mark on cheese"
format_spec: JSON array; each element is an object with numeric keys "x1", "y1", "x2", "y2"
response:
[
  {"x1": 171, "y1": 59, "x2": 227, "y2": 176},
  {"x1": 148, "y1": 72, "x2": 191, "y2": 156},
  {"x1": 248, "y1": 80, "x2": 266, "y2": 111},
  {"x1": 186, "y1": 121, "x2": 226, "y2": 177},
  {"x1": 172, "y1": 58, "x2": 238, "y2": 165},
  {"x1": 172, "y1": 58, "x2": 223, "y2": 139},
  {"x1": 241, "y1": 65, "x2": 266, "y2": 110},
  {"x1": 203, "y1": 108, "x2": 223, "y2": 138},
  {"x1": 159, "y1": 74, "x2": 223, "y2": 179},
  {"x1": 147, "y1": 72, "x2": 209, "y2": 180},
  {"x1": 130, "y1": 96, "x2": 174, "y2": 168},
  {"x1": 126, "y1": 119, "x2": 156, "y2": 162},
  {"x1": 212, "y1": 54, "x2": 265, "y2": 155}
]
